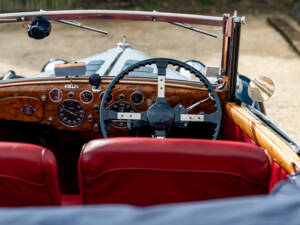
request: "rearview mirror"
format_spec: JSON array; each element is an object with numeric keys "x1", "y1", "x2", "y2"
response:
[{"x1": 248, "y1": 76, "x2": 274, "y2": 102}]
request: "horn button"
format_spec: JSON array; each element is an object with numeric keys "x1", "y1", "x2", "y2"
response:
[{"x1": 147, "y1": 98, "x2": 175, "y2": 130}]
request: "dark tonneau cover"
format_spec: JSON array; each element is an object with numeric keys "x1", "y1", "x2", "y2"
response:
[{"x1": 0, "y1": 175, "x2": 299, "y2": 225}]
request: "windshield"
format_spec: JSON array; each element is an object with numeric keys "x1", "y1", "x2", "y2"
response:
[{"x1": 0, "y1": 19, "x2": 223, "y2": 82}]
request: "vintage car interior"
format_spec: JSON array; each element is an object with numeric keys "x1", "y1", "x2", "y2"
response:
[{"x1": 0, "y1": 10, "x2": 299, "y2": 207}]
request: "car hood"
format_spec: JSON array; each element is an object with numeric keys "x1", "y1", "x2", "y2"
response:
[{"x1": 27, "y1": 42, "x2": 187, "y2": 81}]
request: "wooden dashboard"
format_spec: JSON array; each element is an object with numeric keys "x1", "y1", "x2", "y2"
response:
[{"x1": 0, "y1": 77, "x2": 227, "y2": 135}]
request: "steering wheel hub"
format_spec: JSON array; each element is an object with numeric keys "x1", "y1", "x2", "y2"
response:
[{"x1": 147, "y1": 98, "x2": 175, "y2": 130}]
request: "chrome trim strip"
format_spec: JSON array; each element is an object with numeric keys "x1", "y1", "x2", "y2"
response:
[
  {"x1": 180, "y1": 114, "x2": 204, "y2": 122},
  {"x1": 157, "y1": 75, "x2": 165, "y2": 98},
  {"x1": 244, "y1": 104, "x2": 300, "y2": 155},
  {"x1": 117, "y1": 112, "x2": 141, "y2": 120},
  {"x1": 0, "y1": 10, "x2": 224, "y2": 26}
]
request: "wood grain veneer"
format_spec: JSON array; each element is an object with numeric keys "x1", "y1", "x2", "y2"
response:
[
  {"x1": 0, "y1": 77, "x2": 227, "y2": 135},
  {"x1": 225, "y1": 102, "x2": 300, "y2": 174}
]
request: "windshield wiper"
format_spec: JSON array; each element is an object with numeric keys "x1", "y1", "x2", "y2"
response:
[
  {"x1": 169, "y1": 22, "x2": 217, "y2": 38},
  {"x1": 38, "y1": 9, "x2": 108, "y2": 35},
  {"x1": 55, "y1": 20, "x2": 108, "y2": 35}
]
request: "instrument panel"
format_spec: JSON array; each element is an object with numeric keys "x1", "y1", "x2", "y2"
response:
[{"x1": 0, "y1": 77, "x2": 227, "y2": 134}]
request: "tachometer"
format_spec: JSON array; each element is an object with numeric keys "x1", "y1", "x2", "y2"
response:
[
  {"x1": 49, "y1": 88, "x2": 63, "y2": 102},
  {"x1": 130, "y1": 91, "x2": 144, "y2": 105},
  {"x1": 57, "y1": 100, "x2": 85, "y2": 127},
  {"x1": 80, "y1": 90, "x2": 94, "y2": 104}
]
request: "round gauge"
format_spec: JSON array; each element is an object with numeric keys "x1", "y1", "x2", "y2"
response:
[
  {"x1": 100, "y1": 92, "x2": 113, "y2": 104},
  {"x1": 80, "y1": 90, "x2": 94, "y2": 104},
  {"x1": 49, "y1": 88, "x2": 63, "y2": 102},
  {"x1": 109, "y1": 101, "x2": 135, "y2": 128},
  {"x1": 57, "y1": 100, "x2": 85, "y2": 127},
  {"x1": 130, "y1": 91, "x2": 144, "y2": 105}
]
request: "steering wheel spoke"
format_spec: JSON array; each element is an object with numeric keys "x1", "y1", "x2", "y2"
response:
[
  {"x1": 103, "y1": 109, "x2": 148, "y2": 122},
  {"x1": 179, "y1": 111, "x2": 220, "y2": 124},
  {"x1": 117, "y1": 112, "x2": 141, "y2": 120},
  {"x1": 154, "y1": 129, "x2": 166, "y2": 138},
  {"x1": 156, "y1": 60, "x2": 168, "y2": 99},
  {"x1": 157, "y1": 75, "x2": 166, "y2": 98}
]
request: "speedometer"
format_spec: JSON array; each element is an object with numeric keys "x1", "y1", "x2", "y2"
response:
[{"x1": 57, "y1": 100, "x2": 85, "y2": 127}]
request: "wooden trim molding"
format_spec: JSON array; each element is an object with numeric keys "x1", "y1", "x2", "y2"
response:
[{"x1": 225, "y1": 102, "x2": 300, "y2": 174}]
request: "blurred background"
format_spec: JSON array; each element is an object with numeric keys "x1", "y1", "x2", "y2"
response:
[{"x1": 0, "y1": 0, "x2": 300, "y2": 142}]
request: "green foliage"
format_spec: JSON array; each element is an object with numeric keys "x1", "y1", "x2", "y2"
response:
[
  {"x1": 200, "y1": 0, "x2": 213, "y2": 6},
  {"x1": 46, "y1": 0, "x2": 53, "y2": 9},
  {"x1": 137, "y1": 0, "x2": 158, "y2": 10}
]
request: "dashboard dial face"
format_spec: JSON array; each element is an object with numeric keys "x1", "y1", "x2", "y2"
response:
[
  {"x1": 57, "y1": 100, "x2": 85, "y2": 127},
  {"x1": 49, "y1": 88, "x2": 63, "y2": 102},
  {"x1": 109, "y1": 101, "x2": 135, "y2": 128},
  {"x1": 80, "y1": 90, "x2": 94, "y2": 104},
  {"x1": 130, "y1": 91, "x2": 144, "y2": 105}
]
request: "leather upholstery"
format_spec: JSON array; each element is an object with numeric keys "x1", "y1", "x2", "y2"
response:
[
  {"x1": 61, "y1": 194, "x2": 81, "y2": 206},
  {"x1": 0, "y1": 142, "x2": 61, "y2": 206},
  {"x1": 222, "y1": 114, "x2": 287, "y2": 191},
  {"x1": 79, "y1": 138, "x2": 270, "y2": 206},
  {"x1": 269, "y1": 160, "x2": 287, "y2": 192}
]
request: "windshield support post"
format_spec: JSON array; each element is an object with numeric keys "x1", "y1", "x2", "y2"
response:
[{"x1": 227, "y1": 17, "x2": 241, "y2": 102}]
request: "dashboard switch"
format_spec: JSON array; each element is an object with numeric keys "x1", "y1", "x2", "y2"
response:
[
  {"x1": 68, "y1": 91, "x2": 74, "y2": 98},
  {"x1": 93, "y1": 123, "x2": 99, "y2": 132},
  {"x1": 93, "y1": 104, "x2": 99, "y2": 111}
]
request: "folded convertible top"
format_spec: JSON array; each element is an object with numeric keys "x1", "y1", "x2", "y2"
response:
[{"x1": 0, "y1": 175, "x2": 299, "y2": 225}]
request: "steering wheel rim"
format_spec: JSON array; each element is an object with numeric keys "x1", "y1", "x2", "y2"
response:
[{"x1": 100, "y1": 58, "x2": 222, "y2": 139}]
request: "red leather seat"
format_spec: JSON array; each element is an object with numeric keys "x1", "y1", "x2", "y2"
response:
[
  {"x1": 0, "y1": 142, "x2": 61, "y2": 206},
  {"x1": 78, "y1": 138, "x2": 270, "y2": 206}
]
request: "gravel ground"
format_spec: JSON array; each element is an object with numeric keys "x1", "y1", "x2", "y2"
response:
[{"x1": 0, "y1": 14, "x2": 299, "y2": 142}]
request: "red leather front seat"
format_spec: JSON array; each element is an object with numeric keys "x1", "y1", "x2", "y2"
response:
[
  {"x1": 0, "y1": 142, "x2": 61, "y2": 206},
  {"x1": 78, "y1": 138, "x2": 270, "y2": 206}
]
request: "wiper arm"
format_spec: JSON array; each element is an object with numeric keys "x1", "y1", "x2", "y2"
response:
[
  {"x1": 169, "y1": 22, "x2": 217, "y2": 38},
  {"x1": 38, "y1": 9, "x2": 108, "y2": 35},
  {"x1": 55, "y1": 20, "x2": 108, "y2": 35}
]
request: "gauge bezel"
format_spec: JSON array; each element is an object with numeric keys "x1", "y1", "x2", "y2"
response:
[
  {"x1": 130, "y1": 91, "x2": 144, "y2": 105},
  {"x1": 56, "y1": 99, "x2": 86, "y2": 127},
  {"x1": 49, "y1": 88, "x2": 63, "y2": 102},
  {"x1": 80, "y1": 90, "x2": 94, "y2": 104}
]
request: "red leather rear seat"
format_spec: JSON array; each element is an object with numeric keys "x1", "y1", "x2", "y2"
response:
[
  {"x1": 0, "y1": 142, "x2": 61, "y2": 206},
  {"x1": 78, "y1": 138, "x2": 270, "y2": 206}
]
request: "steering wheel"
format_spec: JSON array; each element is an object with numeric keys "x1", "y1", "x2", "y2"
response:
[{"x1": 100, "y1": 58, "x2": 222, "y2": 139}]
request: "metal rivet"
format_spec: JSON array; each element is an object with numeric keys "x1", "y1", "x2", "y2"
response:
[{"x1": 40, "y1": 95, "x2": 46, "y2": 102}]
